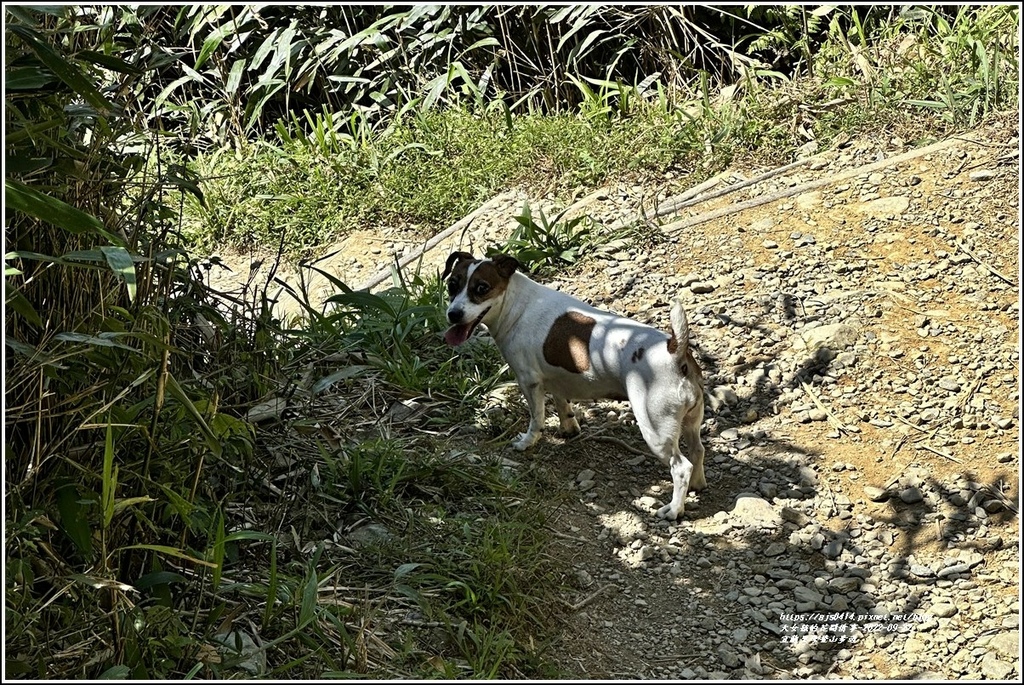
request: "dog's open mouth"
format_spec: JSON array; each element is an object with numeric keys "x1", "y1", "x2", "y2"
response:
[{"x1": 444, "y1": 308, "x2": 489, "y2": 346}]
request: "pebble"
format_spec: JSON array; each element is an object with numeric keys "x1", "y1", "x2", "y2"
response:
[{"x1": 899, "y1": 487, "x2": 924, "y2": 504}]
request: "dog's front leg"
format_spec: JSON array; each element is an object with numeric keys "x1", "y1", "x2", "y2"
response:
[
  {"x1": 513, "y1": 381, "x2": 546, "y2": 451},
  {"x1": 657, "y1": 453, "x2": 694, "y2": 520},
  {"x1": 552, "y1": 395, "x2": 581, "y2": 437}
]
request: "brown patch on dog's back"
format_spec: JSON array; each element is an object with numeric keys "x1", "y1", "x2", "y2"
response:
[{"x1": 544, "y1": 311, "x2": 595, "y2": 374}]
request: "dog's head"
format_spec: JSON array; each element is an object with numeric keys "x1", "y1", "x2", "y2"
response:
[{"x1": 441, "y1": 251, "x2": 519, "y2": 346}]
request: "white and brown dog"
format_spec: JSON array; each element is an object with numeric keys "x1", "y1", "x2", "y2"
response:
[{"x1": 441, "y1": 251, "x2": 706, "y2": 520}]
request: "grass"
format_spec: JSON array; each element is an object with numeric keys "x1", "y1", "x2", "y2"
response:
[
  {"x1": 182, "y1": 5, "x2": 1018, "y2": 259},
  {"x1": 5, "y1": 3, "x2": 1017, "y2": 680}
]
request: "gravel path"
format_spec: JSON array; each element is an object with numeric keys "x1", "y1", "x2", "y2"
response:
[
  {"x1": 209, "y1": 117, "x2": 1019, "y2": 679},
  {"x1": 461, "y1": 117, "x2": 1020, "y2": 680}
]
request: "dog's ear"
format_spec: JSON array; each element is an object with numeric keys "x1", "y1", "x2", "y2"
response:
[
  {"x1": 490, "y1": 253, "x2": 520, "y2": 279},
  {"x1": 442, "y1": 251, "x2": 475, "y2": 280}
]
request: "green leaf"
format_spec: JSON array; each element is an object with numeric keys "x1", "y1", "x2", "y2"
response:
[
  {"x1": 98, "y1": 665, "x2": 131, "y2": 680},
  {"x1": 5, "y1": 179, "x2": 122, "y2": 246},
  {"x1": 394, "y1": 563, "x2": 424, "y2": 579},
  {"x1": 312, "y1": 365, "x2": 372, "y2": 394},
  {"x1": 165, "y1": 373, "x2": 223, "y2": 457},
  {"x1": 53, "y1": 332, "x2": 137, "y2": 351},
  {"x1": 195, "y1": 23, "x2": 232, "y2": 70},
  {"x1": 112, "y1": 496, "x2": 155, "y2": 515},
  {"x1": 101, "y1": 423, "x2": 116, "y2": 529},
  {"x1": 211, "y1": 509, "x2": 225, "y2": 590},
  {"x1": 135, "y1": 571, "x2": 187, "y2": 590},
  {"x1": 56, "y1": 484, "x2": 94, "y2": 557},
  {"x1": 7, "y1": 24, "x2": 115, "y2": 114},
  {"x1": 119, "y1": 544, "x2": 218, "y2": 568},
  {"x1": 78, "y1": 50, "x2": 144, "y2": 75},
  {"x1": 225, "y1": 58, "x2": 245, "y2": 94},
  {"x1": 4, "y1": 155, "x2": 52, "y2": 174},
  {"x1": 100, "y1": 246, "x2": 137, "y2": 302},
  {"x1": 5, "y1": 288, "x2": 43, "y2": 328},
  {"x1": 299, "y1": 567, "x2": 318, "y2": 625},
  {"x1": 4, "y1": 65, "x2": 57, "y2": 89}
]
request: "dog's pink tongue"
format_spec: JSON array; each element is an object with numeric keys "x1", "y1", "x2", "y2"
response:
[{"x1": 444, "y1": 324, "x2": 472, "y2": 347}]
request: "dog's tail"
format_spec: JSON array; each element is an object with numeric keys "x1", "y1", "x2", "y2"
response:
[{"x1": 667, "y1": 298, "x2": 692, "y2": 370}]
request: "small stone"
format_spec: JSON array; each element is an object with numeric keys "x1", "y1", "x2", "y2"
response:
[
  {"x1": 824, "y1": 539, "x2": 843, "y2": 559},
  {"x1": 864, "y1": 486, "x2": 891, "y2": 502},
  {"x1": 577, "y1": 469, "x2": 596, "y2": 483},
  {"x1": 690, "y1": 282, "x2": 715, "y2": 294},
  {"x1": 910, "y1": 564, "x2": 935, "y2": 578},
  {"x1": 781, "y1": 507, "x2": 810, "y2": 526},
  {"x1": 731, "y1": 494, "x2": 783, "y2": 528},
  {"x1": 578, "y1": 480, "x2": 596, "y2": 492},
  {"x1": 969, "y1": 169, "x2": 997, "y2": 181},
  {"x1": 718, "y1": 646, "x2": 741, "y2": 669},
  {"x1": 899, "y1": 487, "x2": 924, "y2": 504},
  {"x1": 793, "y1": 586, "x2": 823, "y2": 604},
  {"x1": 765, "y1": 542, "x2": 786, "y2": 556},
  {"x1": 720, "y1": 427, "x2": 740, "y2": 441},
  {"x1": 763, "y1": 239, "x2": 779, "y2": 249},
  {"x1": 929, "y1": 603, "x2": 958, "y2": 618},
  {"x1": 980, "y1": 653, "x2": 1013, "y2": 679}
]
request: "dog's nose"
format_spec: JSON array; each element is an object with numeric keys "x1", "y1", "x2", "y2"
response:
[{"x1": 447, "y1": 308, "x2": 463, "y2": 324}]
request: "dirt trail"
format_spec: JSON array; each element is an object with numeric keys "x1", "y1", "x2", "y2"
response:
[{"x1": 209, "y1": 116, "x2": 1020, "y2": 679}]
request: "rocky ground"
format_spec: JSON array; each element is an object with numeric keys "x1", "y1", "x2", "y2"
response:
[{"x1": 209, "y1": 116, "x2": 1020, "y2": 679}]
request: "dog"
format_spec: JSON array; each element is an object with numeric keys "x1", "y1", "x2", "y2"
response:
[{"x1": 441, "y1": 251, "x2": 706, "y2": 520}]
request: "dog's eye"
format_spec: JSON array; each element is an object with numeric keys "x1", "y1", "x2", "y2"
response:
[
  {"x1": 474, "y1": 282, "x2": 490, "y2": 295},
  {"x1": 447, "y1": 278, "x2": 460, "y2": 295}
]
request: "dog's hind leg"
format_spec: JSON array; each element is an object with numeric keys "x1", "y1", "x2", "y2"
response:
[
  {"x1": 552, "y1": 395, "x2": 580, "y2": 437},
  {"x1": 513, "y1": 381, "x2": 546, "y2": 451},
  {"x1": 630, "y1": 397, "x2": 691, "y2": 520},
  {"x1": 681, "y1": 402, "x2": 706, "y2": 491}
]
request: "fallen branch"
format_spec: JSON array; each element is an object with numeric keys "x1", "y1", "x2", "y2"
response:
[
  {"x1": 801, "y1": 381, "x2": 855, "y2": 435},
  {"x1": 915, "y1": 442, "x2": 962, "y2": 464},
  {"x1": 661, "y1": 136, "x2": 970, "y2": 234},
  {"x1": 356, "y1": 190, "x2": 524, "y2": 292},
  {"x1": 583, "y1": 433, "x2": 649, "y2": 457},
  {"x1": 953, "y1": 239, "x2": 1016, "y2": 286},
  {"x1": 561, "y1": 583, "x2": 616, "y2": 612}
]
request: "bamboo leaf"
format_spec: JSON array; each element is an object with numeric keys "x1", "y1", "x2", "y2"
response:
[
  {"x1": 5, "y1": 179, "x2": 122, "y2": 245},
  {"x1": 312, "y1": 365, "x2": 372, "y2": 394},
  {"x1": 53, "y1": 332, "x2": 137, "y2": 351},
  {"x1": 56, "y1": 484, "x2": 94, "y2": 557},
  {"x1": 100, "y1": 246, "x2": 137, "y2": 302},
  {"x1": 262, "y1": 538, "x2": 278, "y2": 630},
  {"x1": 195, "y1": 23, "x2": 234, "y2": 70},
  {"x1": 299, "y1": 567, "x2": 318, "y2": 625},
  {"x1": 112, "y1": 496, "x2": 156, "y2": 516},
  {"x1": 211, "y1": 509, "x2": 226, "y2": 590},
  {"x1": 7, "y1": 24, "x2": 115, "y2": 114},
  {"x1": 120, "y1": 544, "x2": 218, "y2": 568},
  {"x1": 101, "y1": 423, "x2": 116, "y2": 529},
  {"x1": 4, "y1": 65, "x2": 57, "y2": 89},
  {"x1": 164, "y1": 373, "x2": 223, "y2": 457},
  {"x1": 5, "y1": 288, "x2": 43, "y2": 328},
  {"x1": 78, "y1": 50, "x2": 144, "y2": 75}
]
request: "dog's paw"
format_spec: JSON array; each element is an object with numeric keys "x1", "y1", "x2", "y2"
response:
[
  {"x1": 656, "y1": 503, "x2": 683, "y2": 520},
  {"x1": 513, "y1": 432, "x2": 539, "y2": 451},
  {"x1": 557, "y1": 422, "x2": 581, "y2": 438},
  {"x1": 689, "y1": 472, "x2": 707, "y2": 492}
]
